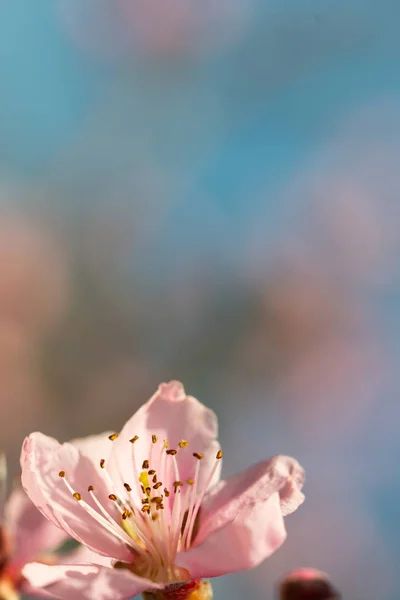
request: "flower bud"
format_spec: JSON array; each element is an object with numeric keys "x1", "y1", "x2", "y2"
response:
[{"x1": 278, "y1": 568, "x2": 340, "y2": 600}]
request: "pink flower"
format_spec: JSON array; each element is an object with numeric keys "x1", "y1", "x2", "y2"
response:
[
  {"x1": 21, "y1": 381, "x2": 305, "y2": 600},
  {"x1": 0, "y1": 454, "x2": 78, "y2": 599}
]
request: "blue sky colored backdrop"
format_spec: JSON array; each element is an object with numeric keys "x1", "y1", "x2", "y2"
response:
[{"x1": 1, "y1": 2, "x2": 400, "y2": 599}]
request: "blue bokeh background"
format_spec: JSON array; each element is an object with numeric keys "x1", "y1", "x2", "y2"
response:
[{"x1": 1, "y1": 2, "x2": 400, "y2": 599}]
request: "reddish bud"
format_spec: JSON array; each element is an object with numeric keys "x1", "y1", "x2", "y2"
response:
[{"x1": 279, "y1": 568, "x2": 340, "y2": 600}]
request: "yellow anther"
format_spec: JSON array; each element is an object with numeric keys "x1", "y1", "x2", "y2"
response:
[
  {"x1": 141, "y1": 498, "x2": 149, "y2": 505},
  {"x1": 163, "y1": 440, "x2": 169, "y2": 449},
  {"x1": 130, "y1": 436, "x2": 139, "y2": 444},
  {"x1": 152, "y1": 475, "x2": 157, "y2": 484},
  {"x1": 109, "y1": 494, "x2": 117, "y2": 501},
  {"x1": 152, "y1": 434, "x2": 158, "y2": 444},
  {"x1": 153, "y1": 482, "x2": 162, "y2": 490},
  {"x1": 164, "y1": 488, "x2": 170, "y2": 497},
  {"x1": 73, "y1": 492, "x2": 82, "y2": 501},
  {"x1": 58, "y1": 470, "x2": 66, "y2": 478},
  {"x1": 193, "y1": 452, "x2": 203, "y2": 460},
  {"x1": 124, "y1": 483, "x2": 132, "y2": 492},
  {"x1": 100, "y1": 459, "x2": 105, "y2": 469},
  {"x1": 216, "y1": 449, "x2": 223, "y2": 459},
  {"x1": 122, "y1": 509, "x2": 130, "y2": 520},
  {"x1": 142, "y1": 505, "x2": 150, "y2": 513},
  {"x1": 148, "y1": 469, "x2": 156, "y2": 476},
  {"x1": 178, "y1": 440, "x2": 189, "y2": 448},
  {"x1": 108, "y1": 433, "x2": 119, "y2": 441},
  {"x1": 142, "y1": 460, "x2": 149, "y2": 469},
  {"x1": 166, "y1": 449, "x2": 177, "y2": 456},
  {"x1": 145, "y1": 487, "x2": 151, "y2": 495},
  {"x1": 187, "y1": 478, "x2": 194, "y2": 485},
  {"x1": 88, "y1": 485, "x2": 94, "y2": 492}
]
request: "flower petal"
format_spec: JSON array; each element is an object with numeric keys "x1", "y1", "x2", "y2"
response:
[
  {"x1": 22, "y1": 562, "x2": 159, "y2": 600},
  {"x1": 5, "y1": 485, "x2": 69, "y2": 566},
  {"x1": 108, "y1": 381, "x2": 221, "y2": 502},
  {"x1": 177, "y1": 492, "x2": 286, "y2": 578},
  {"x1": 21, "y1": 432, "x2": 133, "y2": 562},
  {"x1": 195, "y1": 455, "x2": 305, "y2": 545},
  {"x1": 70, "y1": 432, "x2": 114, "y2": 463}
]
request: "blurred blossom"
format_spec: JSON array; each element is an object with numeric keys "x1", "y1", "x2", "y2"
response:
[
  {"x1": 283, "y1": 99, "x2": 400, "y2": 292},
  {"x1": 0, "y1": 209, "x2": 69, "y2": 342},
  {"x1": 0, "y1": 455, "x2": 80, "y2": 600},
  {"x1": 0, "y1": 208, "x2": 70, "y2": 453},
  {"x1": 57, "y1": 0, "x2": 253, "y2": 61}
]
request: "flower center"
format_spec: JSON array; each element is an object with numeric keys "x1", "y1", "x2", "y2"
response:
[{"x1": 59, "y1": 435, "x2": 222, "y2": 584}]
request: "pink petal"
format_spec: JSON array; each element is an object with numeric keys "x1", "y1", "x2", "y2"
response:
[
  {"x1": 22, "y1": 562, "x2": 160, "y2": 600},
  {"x1": 5, "y1": 485, "x2": 69, "y2": 566},
  {"x1": 196, "y1": 455, "x2": 305, "y2": 545},
  {"x1": 21, "y1": 432, "x2": 133, "y2": 562},
  {"x1": 177, "y1": 492, "x2": 286, "y2": 578},
  {"x1": 70, "y1": 432, "x2": 114, "y2": 462},
  {"x1": 108, "y1": 381, "x2": 221, "y2": 503}
]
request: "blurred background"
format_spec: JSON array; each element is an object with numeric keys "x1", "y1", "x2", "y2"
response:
[{"x1": 1, "y1": 1, "x2": 399, "y2": 598}]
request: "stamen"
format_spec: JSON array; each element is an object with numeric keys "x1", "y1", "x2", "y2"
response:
[
  {"x1": 185, "y1": 449, "x2": 223, "y2": 547},
  {"x1": 60, "y1": 473, "x2": 142, "y2": 551},
  {"x1": 60, "y1": 430, "x2": 225, "y2": 584},
  {"x1": 181, "y1": 456, "x2": 200, "y2": 550},
  {"x1": 168, "y1": 454, "x2": 184, "y2": 561}
]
